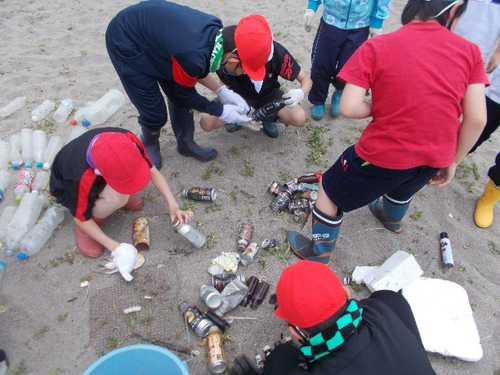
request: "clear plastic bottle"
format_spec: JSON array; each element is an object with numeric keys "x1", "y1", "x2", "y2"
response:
[
  {"x1": 85, "y1": 89, "x2": 125, "y2": 125},
  {"x1": 31, "y1": 170, "x2": 50, "y2": 192},
  {"x1": 53, "y1": 99, "x2": 74, "y2": 123},
  {"x1": 0, "y1": 96, "x2": 26, "y2": 119},
  {"x1": 0, "y1": 170, "x2": 12, "y2": 200},
  {"x1": 31, "y1": 100, "x2": 55, "y2": 122},
  {"x1": 172, "y1": 219, "x2": 206, "y2": 248},
  {"x1": 5, "y1": 190, "x2": 46, "y2": 255},
  {"x1": 73, "y1": 101, "x2": 94, "y2": 123},
  {"x1": 42, "y1": 135, "x2": 64, "y2": 171},
  {"x1": 0, "y1": 141, "x2": 10, "y2": 171},
  {"x1": 0, "y1": 205, "x2": 17, "y2": 245},
  {"x1": 9, "y1": 134, "x2": 22, "y2": 170},
  {"x1": 20, "y1": 128, "x2": 33, "y2": 168},
  {"x1": 65, "y1": 124, "x2": 88, "y2": 145},
  {"x1": 14, "y1": 167, "x2": 35, "y2": 203},
  {"x1": 18, "y1": 206, "x2": 65, "y2": 259},
  {"x1": 32, "y1": 129, "x2": 47, "y2": 168}
]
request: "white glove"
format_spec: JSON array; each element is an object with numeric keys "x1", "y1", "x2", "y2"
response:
[
  {"x1": 219, "y1": 104, "x2": 252, "y2": 124},
  {"x1": 369, "y1": 27, "x2": 383, "y2": 38},
  {"x1": 216, "y1": 86, "x2": 250, "y2": 113},
  {"x1": 282, "y1": 89, "x2": 305, "y2": 108},
  {"x1": 303, "y1": 9, "x2": 316, "y2": 33},
  {"x1": 112, "y1": 243, "x2": 139, "y2": 281}
]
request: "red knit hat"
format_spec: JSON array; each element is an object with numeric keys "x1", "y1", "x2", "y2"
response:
[
  {"x1": 275, "y1": 261, "x2": 347, "y2": 328},
  {"x1": 234, "y1": 14, "x2": 272, "y2": 81},
  {"x1": 91, "y1": 132, "x2": 151, "y2": 195}
]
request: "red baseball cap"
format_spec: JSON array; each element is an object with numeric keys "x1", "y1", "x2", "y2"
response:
[
  {"x1": 275, "y1": 261, "x2": 347, "y2": 328},
  {"x1": 91, "y1": 132, "x2": 151, "y2": 195},
  {"x1": 235, "y1": 14, "x2": 272, "y2": 81}
]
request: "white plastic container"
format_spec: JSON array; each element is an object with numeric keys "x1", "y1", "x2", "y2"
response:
[
  {"x1": 14, "y1": 167, "x2": 35, "y2": 203},
  {"x1": 0, "y1": 141, "x2": 10, "y2": 171},
  {"x1": 18, "y1": 206, "x2": 65, "y2": 258},
  {"x1": 0, "y1": 205, "x2": 17, "y2": 244},
  {"x1": 5, "y1": 190, "x2": 46, "y2": 255},
  {"x1": 32, "y1": 130, "x2": 47, "y2": 168},
  {"x1": 85, "y1": 89, "x2": 125, "y2": 125},
  {"x1": 53, "y1": 99, "x2": 74, "y2": 123},
  {"x1": 0, "y1": 170, "x2": 12, "y2": 200},
  {"x1": 20, "y1": 128, "x2": 34, "y2": 167},
  {"x1": 31, "y1": 170, "x2": 50, "y2": 192},
  {"x1": 0, "y1": 97, "x2": 26, "y2": 119},
  {"x1": 9, "y1": 134, "x2": 22, "y2": 170},
  {"x1": 31, "y1": 100, "x2": 55, "y2": 122},
  {"x1": 42, "y1": 135, "x2": 64, "y2": 171},
  {"x1": 65, "y1": 124, "x2": 88, "y2": 145},
  {"x1": 73, "y1": 101, "x2": 95, "y2": 122}
]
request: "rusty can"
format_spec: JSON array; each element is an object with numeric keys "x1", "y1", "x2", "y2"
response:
[
  {"x1": 288, "y1": 198, "x2": 310, "y2": 214},
  {"x1": 270, "y1": 191, "x2": 291, "y2": 212},
  {"x1": 240, "y1": 242, "x2": 259, "y2": 266},
  {"x1": 298, "y1": 190, "x2": 318, "y2": 200},
  {"x1": 133, "y1": 217, "x2": 150, "y2": 251},
  {"x1": 183, "y1": 187, "x2": 217, "y2": 202},
  {"x1": 179, "y1": 301, "x2": 213, "y2": 337},
  {"x1": 207, "y1": 326, "x2": 228, "y2": 374},
  {"x1": 237, "y1": 223, "x2": 254, "y2": 251}
]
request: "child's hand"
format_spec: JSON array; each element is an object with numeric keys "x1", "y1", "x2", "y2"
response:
[
  {"x1": 428, "y1": 165, "x2": 457, "y2": 187},
  {"x1": 303, "y1": 9, "x2": 316, "y2": 32},
  {"x1": 283, "y1": 89, "x2": 305, "y2": 108},
  {"x1": 170, "y1": 207, "x2": 194, "y2": 225}
]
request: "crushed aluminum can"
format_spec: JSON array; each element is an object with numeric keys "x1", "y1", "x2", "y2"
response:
[
  {"x1": 284, "y1": 181, "x2": 301, "y2": 194},
  {"x1": 288, "y1": 198, "x2": 310, "y2": 214},
  {"x1": 133, "y1": 217, "x2": 150, "y2": 251},
  {"x1": 240, "y1": 242, "x2": 259, "y2": 266},
  {"x1": 261, "y1": 239, "x2": 280, "y2": 250},
  {"x1": 212, "y1": 273, "x2": 246, "y2": 293},
  {"x1": 293, "y1": 210, "x2": 309, "y2": 223},
  {"x1": 237, "y1": 223, "x2": 254, "y2": 251}
]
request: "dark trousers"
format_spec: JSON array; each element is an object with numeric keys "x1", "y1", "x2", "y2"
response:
[{"x1": 309, "y1": 19, "x2": 369, "y2": 105}]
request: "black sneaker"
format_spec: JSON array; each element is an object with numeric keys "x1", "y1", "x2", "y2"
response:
[{"x1": 225, "y1": 123, "x2": 243, "y2": 133}]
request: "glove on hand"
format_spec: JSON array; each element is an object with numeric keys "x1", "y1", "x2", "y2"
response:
[
  {"x1": 282, "y1": 89, "x2": 305, "y2": 108},
  {"x1": 220, "y1": 104, "x2": 252, "y2": 124},
  {"x1": 369, "y1": 27, "x2": 383, "y2": 37},
  {"x1": 112, "y1": 243, "x2": 139, "y2": 281},
  {"x1": 303, "y1": 9, "x2": 316, "y2": 32},
  {"x1": 216, "y1": 86, "x2": 250, "y2": 113}
]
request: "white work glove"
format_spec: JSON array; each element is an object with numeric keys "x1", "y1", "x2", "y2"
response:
[
  {"x1": 369, "y1": 27, "x2": 383, "y2": 38},
  {"x1": 216, "y1": 86, "x2": 250, "y2": 113},
  {"x1": 219, "y1": 104, "x2": 252, "y2": 124},
  {"x1": 112, "y1": 243, "x2": 139, "y2": 282},
  {"x1": 282, "y1": 89, "x2": 305, "y2": 108},
  {"x1": 304, "y1": 9, "x2": 316, "y2": 32}
]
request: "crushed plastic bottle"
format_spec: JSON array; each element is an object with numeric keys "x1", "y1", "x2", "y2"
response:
[
  {"x1": 32, "y1": 130, "x2": 47, "y2": 168},
  {"x1": 42, "y1": 135, "x2": 64, "y2": 171},
  {"x1": 31, "y1": 170, "x2": 50, "y2": 192},
  {"x1": 85, "y1": 89, "x2": 125, "y2": 125},
  {"x1": 14, "y1": 167, "x2": 35, "y2": 203},
  {"x1": 53, "y1": 99, "x2": 74, "y2": 123},
  {"x1": 20, "y1": 128, "x2": 33, "y2": 168},
  {"x1": 0, "y1": 141, "x2": 10, "y2": 171},
  {"x1": 9, "y1": 134, "x2": 22, "y2": 170},
  {"x1": 31, "y1": 100, "x2": 55, "y2": 122},
  {"x1": 0, "y1": 170, "x2": 12, "y2": 200},
  {"x1": 0, "y1": 96, "x2": 26, "y2": 119}
]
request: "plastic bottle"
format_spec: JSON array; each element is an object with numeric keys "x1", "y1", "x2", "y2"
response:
[
  {"x1": 65, "y1": 124, "x2": 88, "y2": 145},
  {"x1": 14, "y1": 167, "x2": 35, "y2": 203},
  {"x1": 439, "y1": 232, "x2": 454, "y2": 267},
  {"x1": 85, "y1": 89, "x2": 125, "y2": 125},
  {"x1": 0, "y1": 261, "x2": 5, "y2": 283},
  {"x1": 0, "y1": 141, "x2": 10, "y2": 171},
  {"x1": 31, "y1": 170, "x2": 50, "y2": 192},
  {"x1": 172, "y1": 219, "x2": 206, "y2": 248},
  {"x1": 31, "y1": 100, "x2": 55, "y2": 122},
  {"x1": 0, "y1": 205, "x2": 17, "y2": 245},
  {"x1": 42, "y1": 135, "x2": 64, "y2": 170},
  {"x1": 32, "y1": 129, "x2": 47, "y2": 168},
  {"x1": 5, "y1": 190, "x2": 46, "y2": 255},
  {"x1": 9, "y1": 134, "x2": 22, "y2": 170},
  {"x1": 73, "y1": 101, "x2": 94, "y2": 123},
  {"x1": 53, "y1": 99, "x2": 74, "y2": 123},
  {"x1": 20, "y1": 128, "x2": 33, "y2": 167},
  {"x1": 0, "y1": 170, "x2": 12, "y2": 200},
  {"x1": 18, "y1": 206, "x2": 65, "y2": 259},
  {"x1": 0, "y1": 96, "x2": 26, "y2": 119}
]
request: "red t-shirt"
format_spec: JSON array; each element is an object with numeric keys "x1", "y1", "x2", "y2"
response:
[{"x1": 338, "y1": 22, "x2": 489, "y2": 169}]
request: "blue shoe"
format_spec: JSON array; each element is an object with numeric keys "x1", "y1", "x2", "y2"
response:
[
  {"x1": 368, "y1": 195, "x2": 410, "y2": 234},
  {"x1": 262, "y1": 119, "x2": 279, "y2": 138},
  {"x1": 225, "y1": 123, "x2": 243, "y2": 133},
  {"x1": 331, "y1": 90, "x2": 343, "y2": 117},
  {"x1": 311, "y1": 104, "x2": 325, "y2": 120}
]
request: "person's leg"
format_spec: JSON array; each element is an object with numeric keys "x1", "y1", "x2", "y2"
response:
[
  {"x1": 469, "y1": 96, "x2": 500, "y2": 153},
  {"x1": 474, "y1": 151, "x2": 500, "y2": 228}
]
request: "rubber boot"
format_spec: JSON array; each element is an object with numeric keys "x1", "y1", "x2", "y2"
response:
[
  {"x1": 288, "y1": 206, "x2": 343, "y2": 265},
  {"x1": 331, "y1": 89, "x2": 343, "y2": 117},
  {"x1": 311, "y1": 104, "x2": 325, "y2": 120},
  {"x1": 262, "y1": 119, "x2": 279, "y2": 138},
  {"x1": 369, "y1": 195, "x2": 410, "y2": 234},
  {"x1": 123, "y1": 194, "x2": 145, "y2": 211},
  {"x1": 474, "y1": 179, "x2": 500, "y2": 228},
  {"x1": 167, "y1": 101, "x2": 217, "y2": 162},
  {"x1": 75, "y1": 216, "x2": 106, "y2": 258},
  {"x1": 140, "y1": 124, "x2": 162, "y2": 170}
]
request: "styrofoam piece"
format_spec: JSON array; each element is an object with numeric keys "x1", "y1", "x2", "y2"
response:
[
  {"x1": 363, "y1": 250, "x2": 423, "y2": 292},
  {"x1": 352, "y1": 266, "x2": 378, "y2": 284},
  {"x1": 401, "y1": 277, "x2": 483, "y2": 362}
]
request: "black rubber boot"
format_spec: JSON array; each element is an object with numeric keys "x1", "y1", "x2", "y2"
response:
[
  {"x1": 139, "y1": 124, "x2": 162, "y2": 170},
  {"x1": 167, "y1": 101, "x2": 217, "y2": 162}
]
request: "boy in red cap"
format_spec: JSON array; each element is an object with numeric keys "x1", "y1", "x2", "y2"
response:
[
  {"x1": 232, "y1": 260, "x2": 436, "y2": 374},
  {"x1": 50, "y1": 127, "x2": 193, "y2": 281},
  {"x1": 199, "y1": 15, "x2": 312, "y2": 138}
]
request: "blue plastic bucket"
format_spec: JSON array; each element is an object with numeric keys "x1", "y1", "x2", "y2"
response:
[{"x1": 83, "y1": 344, "x2": 190, "y2": 375}]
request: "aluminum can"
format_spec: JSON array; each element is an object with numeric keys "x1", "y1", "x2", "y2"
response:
[
  {"x1": 298, "y1": 182, "x2": 319, "y2": 192},
  {"x1": 212, "y1": 273, "x2": 246, "y2": 292},
  {"x1": 133, "y1": 217, "x2": 150, "y2": 251},
  {"x1": 179, "y1": 302, "x2": 213, "y2": 337},
  {"x1": 288, "y1": 198, "x2": 310, "y2": 214},
  {"x1": 240, "y1": 242, "x2": 259, "y2": 266},
  {"x1": 183, "y1": 187, "x2": 217, "y2": 202},
  {"x1": 205, "y1": 310, "x2": 231, "y2": 333},
  {"x1": 237, "y1": 223, "x2": 254, "y2": 251},
  {"x1": 298, "y1": 190, "x2": 318, "y2": 200},
  {"x1": 270, "y1": 191, "x2": 291, "y2": 212},
  {"x1": 267, "y1": 180, "x2": 283, "y2": 195},
  {"x1": 284, "y1": 181, "x2": 301, "y2": 194},
  {"x1": 440, "y1": 232, "x2": 454, "y2": 267},
  {"x1": 207, "y1": 326, "x2": 228, "y2": 374},
  {"x1": 200, "y1": 285, "x2": 223, "y2": 309}
]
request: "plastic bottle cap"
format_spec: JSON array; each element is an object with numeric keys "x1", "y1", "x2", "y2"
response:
[
  {"x1": 440, "y1": 232, "x2": 448, "y2": 239},
  {"x1": 6, "y1": 248, "x2": 14, "y2": 256},
  {"x1": 82, "y1": 119, "x2": 91, "y2": 127},
  {"x1": 24, "y1": 162, "x2": 32, "y2": 168},
  {"x1": 43, "y1": 162, "x2": 51, "y2": 170},
  {"x1": 32, "y1": 116, "x2": 40, "y2": 122},
  {"x1": 0, "y1": 261, "x2": 5, "y2": 268},
  {"x1": 17, "y1": 253, "x2": 27, "y2": 260},
  {"x1": 0, "y1": 190, "x2": 3, "y2": 200},
  {"x1": 12, "y1": 163, "x2": 20, "y2": 170},
  {"x1": 69, "y1": 119, "x2": 77, "y2": 125},
  {"x1": 15, "y1": 195, "x2": 22, "y2": 203},
  {"x1": 36, "y1": 161, "x2": 43, "y2": 168}
]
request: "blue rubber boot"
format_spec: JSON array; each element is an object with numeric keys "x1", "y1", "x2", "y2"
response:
[
  {"x1": 331, "y1": 89, "x2": 343, "y2": 117},
  {"x1": 288, "y1": 206, "x2": 343, "y2": 265},
  {"x1": 262, "y1": 119, "x2": 279, "y2": 138},
  {"x1": 369, "y1": 195, "x2": 411, "y2": 233},
  {"x1": 311, "y1": 104, "x2": 325, "y2": 120}
]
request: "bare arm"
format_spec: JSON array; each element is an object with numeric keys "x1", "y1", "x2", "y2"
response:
[
  {"x1": 74, "y1": 217, "x2": 120, "y2": 252},
  {"x1": 339, "y1": 83, "x2": 372, "y2": 119},
  {"x1": 198, "y1": 75, "x2": 224, "y2": 92},
  {"x1": 296, "y1": 70, "x2": 312, "y2": 96},
  {"x1": 486, "y1": 42, "x2": 500, "y2": 73}
]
